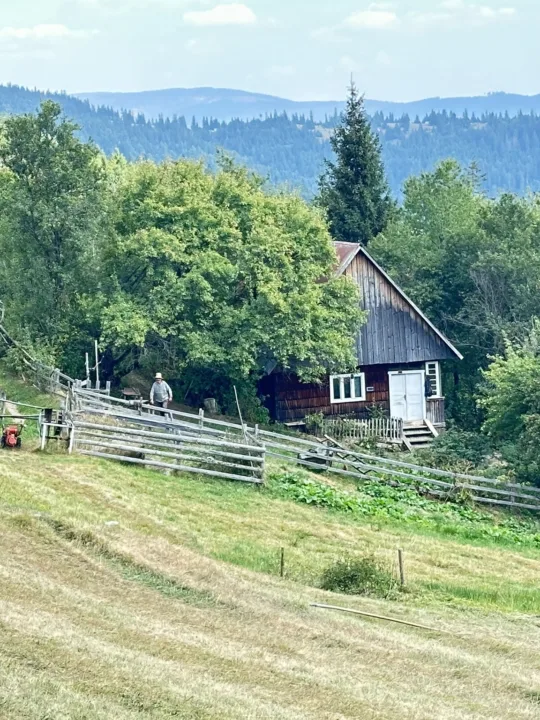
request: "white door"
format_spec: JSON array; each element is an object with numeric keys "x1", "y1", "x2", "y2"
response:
[{"x1": 389, "y1": 372, "x2": 425, "y2": 424}]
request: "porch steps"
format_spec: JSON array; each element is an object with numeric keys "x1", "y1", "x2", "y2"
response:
[{"x1": 403, "y1": 422, "x2": 438, "y2": 451}]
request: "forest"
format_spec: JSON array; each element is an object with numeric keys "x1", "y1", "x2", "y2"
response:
[
  {"x1": 1, "y1": 94, "x2": 540, "y2": 486},
  {"x1": 2, "y1": 84, "x2": 540, "y2": 198}
]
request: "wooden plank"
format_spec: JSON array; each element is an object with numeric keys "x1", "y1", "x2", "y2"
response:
[
  {"x1": 79, "y1": 407, "x2": 230, "y2": 440},
  {"x1": 424, "y1": 419, "x2": 439, "y2": 438},
  {"x1": 75, "y1": 421, "x2": 263, "y2": 453},
  {"x1": 76, "y1": 430, "x2": 265, "y2": 463},
  {"x1": 78, "y1": 450, "x2": 263, "y2": 483},
  {"x1": 458, "y1": 483, "x2": 540, "y2": 504},
  {"x1": 471, "y1": 496, "x2": 540, "y2": 511},
  {"x1": 335, "y1": 448, "x2": 540, "y2": 493},
  {"x1": 76, "y1": 439, "x2": 263, "y2": 475}
]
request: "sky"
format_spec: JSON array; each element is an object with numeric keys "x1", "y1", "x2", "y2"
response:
[{"x1": 0, "y1": 0, "x2": 538, "y2": 101}]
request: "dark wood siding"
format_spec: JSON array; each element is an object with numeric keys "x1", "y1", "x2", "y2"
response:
[
  {"x1": 344, "y1": 254, "x2": 457, "y2": 365},
  {"x1": 263, "y1": 368, "x2": 391, "y2": 422}
]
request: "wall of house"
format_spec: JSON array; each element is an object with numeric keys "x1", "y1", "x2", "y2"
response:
[{"x1": 261, "y1": 367, "x2": 392, "y2": 423}]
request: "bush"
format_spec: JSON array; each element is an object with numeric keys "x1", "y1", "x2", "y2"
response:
[
  {"x1": 416, "y1": 429, "x2": 492, "y2": 471},
  {"x1": 479, "y1": 324, "x2": 540, "y2": 484},
  {"x1": 319, "y1": 555, "x2": 398, "y2": 598},
  {"x1": 499, "y1": 414, "x2": 540, "y2": 486}
]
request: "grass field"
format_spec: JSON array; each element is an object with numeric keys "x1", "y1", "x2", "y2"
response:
[{"x1": 1, "y1": 371, "x2": 540, "y2": 718}]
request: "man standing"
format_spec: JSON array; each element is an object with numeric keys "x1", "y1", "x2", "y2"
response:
[{"x1": 150, "y1": 373, "x2": 173, "y2": 410}]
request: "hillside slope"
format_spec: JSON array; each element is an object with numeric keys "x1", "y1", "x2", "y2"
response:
[{"x1": 1, "y1": 438, "x2": 540, "y2": 718}]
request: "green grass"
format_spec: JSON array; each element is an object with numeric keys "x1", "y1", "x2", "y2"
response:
[
  {"x1": 422, "y1": 580, "x2": 540, "y2": 614},
  {"x1": 4, "y1": 363, "x2": 540, "y2": 716},
  {"x1": 267, "y1": 467, "x2": 540, "y2": 554},
  {"x1": 2, "y1": 449, "x2": 540, "y2": 717}
]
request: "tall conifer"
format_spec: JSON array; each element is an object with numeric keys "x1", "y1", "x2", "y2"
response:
[{"x1": 318, "y1": 81, "x2": 393, "y2": 245}]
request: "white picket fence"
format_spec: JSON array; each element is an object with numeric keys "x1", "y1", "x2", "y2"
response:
[{"x1": 313, "y1": 416, "x2": 404, "y2": 443}]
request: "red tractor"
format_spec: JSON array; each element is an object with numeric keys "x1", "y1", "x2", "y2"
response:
[{"x1": 1, "y1": 424, "x2": 22, "y2": 449}]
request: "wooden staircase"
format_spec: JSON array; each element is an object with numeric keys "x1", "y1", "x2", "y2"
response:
[{"x1": 402, "y1": 421, "x2": 438, "y2": 451}]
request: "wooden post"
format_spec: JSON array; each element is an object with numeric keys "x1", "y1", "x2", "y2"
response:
[
  {"x1": 68, "y1": 426, "x2": 76, "y2": 454},
  {"x1": 398, "y1": 549, "x2": 406, "y2": 587},
  {"x1": 198, "y1": 408, "x2": 205, "y2": 436},
  {"x1": 280, "y1": 547, "x2": 285, "y2": 578},
  {"x1": 94, "y1": 340, "x2": 100, "y2": 391},
  {"x1": 85, "y1": 353, "x2": 91, "y2": 387}
]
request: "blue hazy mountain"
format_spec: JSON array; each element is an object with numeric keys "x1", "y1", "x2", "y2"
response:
[
  {"x1": 75, "y1": 87, "x2": 540, "y2": 121},
  {"x1": 2, "y1": 83, "x2": 540, "y2": 199}
]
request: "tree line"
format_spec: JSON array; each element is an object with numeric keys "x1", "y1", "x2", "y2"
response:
[{"x1": 3, "y1": 84, "x2": 540, "y2": 199}]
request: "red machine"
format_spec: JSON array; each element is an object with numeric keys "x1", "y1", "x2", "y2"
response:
[{"x1": 1, "y1": 424, "x2": 22, "y2": 449}]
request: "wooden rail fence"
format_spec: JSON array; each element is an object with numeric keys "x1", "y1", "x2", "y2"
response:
[
  {"x1": 71, "y1": 416, "x2": 265, "y2": 484},
  {"x1": 66, "y1": 387, "x2": 540, "y2": 512}
]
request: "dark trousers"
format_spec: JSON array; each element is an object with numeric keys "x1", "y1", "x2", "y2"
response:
[{"x1": 153, "y1": 400, "x2": 168, "y2": 417}]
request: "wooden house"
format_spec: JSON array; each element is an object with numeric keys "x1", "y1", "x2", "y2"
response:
[{"x1": 260, "y1": 242, "x2": 463, "y2": 444}]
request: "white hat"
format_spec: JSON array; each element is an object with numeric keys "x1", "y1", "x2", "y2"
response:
[{"x1": 155, "y1": 373, "x2": 163, "y2": 380}]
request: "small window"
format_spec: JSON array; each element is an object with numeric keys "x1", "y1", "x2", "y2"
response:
[
  {"x1": 425, "y1": 362, "x2": 442, "y2": 397},
  {"x1": 330, "y1": 373, "x2": 366, "y2": 404}
]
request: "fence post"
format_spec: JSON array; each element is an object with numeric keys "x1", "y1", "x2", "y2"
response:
[
  {"x1": 199, "y1": 408, "x2": 205, "y2": 436},
  {"x1": 68, "y1": 425, "x2": 76, "y2": 454},
  {"x1": 94, "y1": 340, "x2": 100, "y2": 390},
  {"x1": 398, "y1": 549, "x2": 406, "y2": 587},
  {"x1": 280, "y1": 547, "x2": 285, "y2": 578}
]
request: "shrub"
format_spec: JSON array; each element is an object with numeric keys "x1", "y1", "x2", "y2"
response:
[
  {"x1": 479, "y1": 324, "x2": 540, "y2": 484},
  {"x1": 499, "y1": 415, "x2": 540, "y2": 486},
  {"x1": 304, "y1": 412, "x2": 325, "y2": 436},
  {"x1": 319, "y1": 554, "x2": 398, "y2": 598},
  {"x1": 416, "y1": 429, "x2": 492, "y2": 471}
]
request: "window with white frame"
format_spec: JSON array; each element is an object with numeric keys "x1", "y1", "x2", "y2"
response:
[
  {"x1": 425, "y1": 362, "x2": 442, "y2": 397},
  {"x1": 330, "y1": 373, "x2": 366, "y2": 404}
]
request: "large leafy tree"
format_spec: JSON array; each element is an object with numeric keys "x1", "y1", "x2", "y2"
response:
[
  {"x1": 318, "y1": 82, "x2": 393, "y2": 245},
  {"x1": 479, "y1": 324, "x2": 540, "y2": 484},
  {"x1": 371, "y1": 160, "x2": 540, "y2": 427},
  {"x1": 101, "y1": 158, "x2": 362, "y2": 413},
  {"x1": 0, "y1": 101, "x2": 106, "y2": 364}
]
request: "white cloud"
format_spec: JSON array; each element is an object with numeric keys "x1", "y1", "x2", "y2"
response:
[
  {"x1": 410, "y1": 11, "x2": 452, "y2": 27},
  {"x1": 440, "y1": 0, "x2": 464, "y2": 8},
  {"x1": 0, "y1": 24, "x2": 89, "y2": 40},
  {"x1": 469, "y1": 4, "x2": 517, "y2": 21},
  {"x1": 345, "y1": 9, "x2": 399, "y2": 29},
  {"x1": 183, "y1": 3, "x2": 256, "y2": 27},
  {"x1": 412, "y1": 3, "x2": 516, "y2": 28}
]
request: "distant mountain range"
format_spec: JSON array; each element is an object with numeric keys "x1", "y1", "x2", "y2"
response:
[
  {"x1": 75, "y1": 87, "x2": 540, "y2": 121},
  {"x1": 2, "y1": 83, "x2": 540, "y2": 200}
]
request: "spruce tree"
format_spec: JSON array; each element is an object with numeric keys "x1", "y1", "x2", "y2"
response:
[{"x1": 318, "y1": 82, "x2": 393, "y2": 245}]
